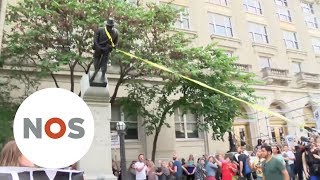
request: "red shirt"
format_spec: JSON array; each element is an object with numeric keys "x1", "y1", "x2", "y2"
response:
[{"x1": 221, "y1": 162, "x2": 237, "y2": 180}]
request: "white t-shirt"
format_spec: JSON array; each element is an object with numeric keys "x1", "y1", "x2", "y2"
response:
[
  {"x1": 284, "y1": 150, "x2": 295, "y2": 165},
  {"x1": 134, "y1": 161, "x2": 147, "y2": 180}
]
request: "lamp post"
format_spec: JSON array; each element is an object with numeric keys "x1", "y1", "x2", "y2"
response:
[{"x1": 116, "y1": 121, "x2": 126, "y2": 180}]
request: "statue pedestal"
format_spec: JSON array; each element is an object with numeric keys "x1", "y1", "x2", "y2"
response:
[{"x1": 79, "y1": 72, "x2": 117, "y2": 180}]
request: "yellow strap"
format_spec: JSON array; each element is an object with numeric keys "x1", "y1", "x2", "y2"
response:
[
  {"x1": 116, "y1": 49, "x2": 306, "y2": 129},
  {"x1": 104, "y1": 27, "x2": 305, "y2": 129},
  {"x1": 104, "y1": 27, "x2": 115, "y2": 48}
]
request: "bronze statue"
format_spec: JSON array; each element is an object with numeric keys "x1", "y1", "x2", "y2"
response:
[{"x1": 90, "y1": 18, "x2": 119, "y2": 84}]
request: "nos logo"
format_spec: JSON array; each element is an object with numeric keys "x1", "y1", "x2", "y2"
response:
[
  {"x1": 24, "y1": 117, "x2": 85, "y2": 139},
  {"x1": 14, "y1": 88, "x2": 94, "y2": 169}
]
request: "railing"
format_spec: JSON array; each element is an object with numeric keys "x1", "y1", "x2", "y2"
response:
[
  {"x1": 296, "y1": 72, "x2": 320, "y2": 81},
  {"x1": 234, "y1": 63, "x2": 252, "y2": 72},
  {"x1": 262, "y1": 67, "x2": 289, "y2": 77}
]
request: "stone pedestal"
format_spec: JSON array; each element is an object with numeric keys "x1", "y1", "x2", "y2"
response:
[{"x1": 79, "y1": 72, "x2": 117, "y2": 180}]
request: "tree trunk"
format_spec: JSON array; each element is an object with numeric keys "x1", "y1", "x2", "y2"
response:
[
  {"x1": 151, "y1": 128, "x2": 161, "y2": 162},
  {"x1": 110, "y1": 74, "x2": 124, "y2": 104}
]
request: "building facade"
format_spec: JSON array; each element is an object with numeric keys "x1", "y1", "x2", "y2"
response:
[{"x1": 2, "y1": 0, "x2": 320, "y2": 163}]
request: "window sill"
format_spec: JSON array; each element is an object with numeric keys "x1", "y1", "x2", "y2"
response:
[
  {"x1": 173, "y1": 28, "x2": 197, "y2": 35},
  {"x1": 252, "y1": 42, "x2": 277, "y2": 55},
  {"x1": 205, "y1": 2, "x2": 229, "y2": 8},
  {"x1": 125, "y1": 139, "x2": 141, "y2": 143},
  {"x1": 176, "y1": 138, "x2": 204, "y2": 142},
  {"x1": 279, "y1": 20, "x2": 293, "y2": 24},
  {"x1": 245, "y1": 12, "x2": 264, "y2": 17},
  {"x1": 286, "y1": 49, "x2": 307, "y2": 56},
  {"x1": 210, "y1": 34, "x2": 241, "y2": 44}
]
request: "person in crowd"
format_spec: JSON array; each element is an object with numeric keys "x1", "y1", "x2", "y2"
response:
[
  {"x1": 261, "y1": 145, "x2": 289, "y2": 180},
  {"x1": 195, "y1": 158, "x2": 206, "y2": 180},
  {"x1": 303, "y1": 136, "x2": 320, "y2": 179},
  {"x1": 186, "y1": 154, "x2": 196, "y2": 180},
  {"x1": 173, "y1": 153, "x2": 183, "y2": 180},
  {"x1": 272, "y1": 145, "x2": 285, "y2": 166},
  {"x1": 205, "y1": 156, "x2": 218, "y2": 180},
  {"x1": 128, "y1": 160, "x2": 137, "y2": 180},
  {"x1": 293, "y1": 145, "x2": 303, "y2": 180},
  {"x1": 238, "y1": 146, "x2": 251, "y2": 180},
  {"x1": 256, "y1": 139, "x2": 262, "y2": 150},
  {"x1": 147, "y1": 160, "x2": 158, "y2": 180},
  {"x1": 0, "y1": 140, "x2": 34, "y2": 167},
  {"x1": 112, "y1": 159, "x2": 120, "y2": 177},
  {"x1": 282, "y1": 145, "x2": 295, "y2": 180},
  {"x1": 135, "y1": 154, "x2": 148, "y2": 180},
  {"x1": 155, "y1": 161, "x2": 170, "y2": 180},
  {"x1": 250, "y1": 149, "x2": 264, "y2": 180},
  {"x1": 168, "y1": 161, "x2": 176, "y2": 180},
  {"x1": 215, "y1": 155, "x2": 237, "y2": 180}
]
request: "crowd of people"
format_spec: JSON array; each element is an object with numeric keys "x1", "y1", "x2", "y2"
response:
[{"x1": 112, "y1": 135, "x2": 320, "y2": 180}]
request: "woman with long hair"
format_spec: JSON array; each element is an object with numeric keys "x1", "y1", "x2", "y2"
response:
[
  {"x1": 0, "y1": 140, "x2": 34, "y2": 167},
  {"x1": 147, "y1": 160, "x2": 158, "y2": 180}
]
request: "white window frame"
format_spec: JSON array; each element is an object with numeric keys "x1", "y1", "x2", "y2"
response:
[
  {"x1": 259, "y1": 56, "x2": 272, "y2": 69},
  {"x1": 243, "y1": 0, "x2": 262, "y2": 15},
  {"x1": 301, "y1": 2, "x2": 314, "y2": 14},
  {"x1": 283, "y1": 31, "x2": 299, "y2": 49},
  {"x1": 209, "y1": 0, "x2": 229, "y2": 6},
  {"x1": 111, "y1": 104, "x2": 139, "y2": 140},
  {"x1": 275, "y1": 0, "x2": 288, "y2": 7},
  {"x1": 174, "y1": 108, "x2": 201, "y2": 139},
  {"x1": 277, "y1": 8, "x2": 292, "y2": 22},
  {"x1": 312, "y1": 37, "x2": 320, "y2": 54},
  {"x1": 249, "y1": 22, "x2": 269, "y2": 44},
  {"x1": 209, "y1": 13, "x2": 233, "y2": 37},
  {"x1": 292, "y1": 61, "x2": 302, "y2": 74},
  {"x1": 174, "y1": 7, "x2": 191, "y2": 30},
  {"x1": 305, "y1": 16, "x2": 319, "y2": 29}
]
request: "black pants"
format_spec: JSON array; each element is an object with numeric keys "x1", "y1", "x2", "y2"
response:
[
  {"x1": 295, "y1": 168, "x2": 303, "y2": 180},
  {"x1": 186, "y1": 174, "x2": 194, "y2": 180},
  {"x1": 93, "y1": 48, "x2": 111, "y2": 73}
]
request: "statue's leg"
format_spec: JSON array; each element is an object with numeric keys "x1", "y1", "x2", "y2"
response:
[
  {"x1": 90, "y1": 50, "x2": 102, "y2": 82},
  {"x1": 100, "y1": 52, "x2": 110, "y2": 81}
]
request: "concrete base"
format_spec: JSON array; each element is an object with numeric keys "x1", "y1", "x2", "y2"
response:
[{"x1": 79, "y1": 73, "x2": 117, "y2": 180}]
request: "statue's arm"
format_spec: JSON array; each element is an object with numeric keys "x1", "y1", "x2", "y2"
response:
[
  {"x1": 94, "y1": 29, "x2": 101, "y2": 49},
  {"x1": 113, "y1": 30, "x2": 119, "y2": 47}
]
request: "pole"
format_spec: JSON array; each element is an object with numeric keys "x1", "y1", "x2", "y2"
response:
[{"x1": 119, "y1": 131, "x2": 127, "y2": 180}]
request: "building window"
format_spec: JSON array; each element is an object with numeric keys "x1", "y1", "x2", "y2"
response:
[
  {"x1": 209, "y1": 0, "x2": 228, "y2": 6},
  {"x1": 209, "y1": 13, "x2": 233, "y2": 37},
  {"x1": 174, "y1": 108, "x2": 199, "y2": 139},
  {"x1": 249, "y1": 22, "x2": 268, "y2": 44},
  {"x1": 301, "y1": 2, "x2": 314, "y2": 14},
  {"x1": 283, "y1": 30, "x2": 299, "y2": 49},
  {"x1": 312, "y1": 38, "x2": 320, "y2": 54},
  {"x1": 259, "y1": 56, "x2": 272, "y2": 69},
  {"x1": 243, "y1": 0, "x2": 262, "y2": 15},
  {"x1": 275, "y1": 0, "x2": 287, "y2": 7},
  {"x1": 225, "y1": 51, "x2": 233, "y2": 57},
  {"x1": 277, "y1": 8, "x2": 292, "y2": 22},
  {"x1": 111, "y1": 104, "x2": 138, "y2": 140},
  {"x1": 174, "y1": 7, "x2": 190, "y2": 30},
  {"x1": 292, "y1": 61, "x2": 302, "y2": 74}
]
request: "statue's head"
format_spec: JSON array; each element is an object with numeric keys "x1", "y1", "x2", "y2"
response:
[{"x1": 104, "y1": 18, "x2": 115, "y2": 30}]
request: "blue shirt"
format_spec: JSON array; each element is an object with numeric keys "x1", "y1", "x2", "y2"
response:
[
  {"x1": 205, "y1": 162, "x2": 218, "y2": 177},
  {"x1": 173, "y1": 160, "x2": 182, "y2": 177}
]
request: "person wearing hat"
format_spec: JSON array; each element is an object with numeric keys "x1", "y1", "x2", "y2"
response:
[{"x1": 91, "y1": 18, "x2": 119, "y2": 82}]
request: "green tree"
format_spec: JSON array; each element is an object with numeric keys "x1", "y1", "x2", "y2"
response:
[{"x1": 121, "y1": 45, "x2": 257, "y2": 161}]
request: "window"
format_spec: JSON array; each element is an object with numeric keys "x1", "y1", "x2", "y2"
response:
[
  {"x1": 301, "y1": 2, "x2": 318, "y2": 29},
  {"x1": 301, "y1": 2, "x2": 314, "y2": 14},
  {"x1": 248, "y1": 22, "x2": 269, "y2": 43},
  {"x1": 209, "y1": 13, "x2": 233, "y2": 37},
  {"x1": 209, "y1": 0, "x2": 228, "y2": 6},
  {"x1": 305, "y1": 16, "x2": 318, "y2": 28},
  {"x1": 277, "y1": 8, "x2": 292, "y2": 22},
  {"x1": 243, "y1": 0, "x2": 262, "y2": 14},
  {"x1": 283, "y1": 30, "x2": 299, "y2": 49},
  {"x1": 174, "y1": 7, "x2": 190, "y2": 30},
  {"x1": 259, "y1": 56, "x2": 272, "y2": 69},
  {"x1": 174, "y1": 108, "x2": 199, "y2": 139},
  {"x1": 312, "y1": 37, "x2": 320, "y2": 54},
  {"x1": 275, "y1": 0, "x2": 287, "y2": 7},
  {"x1": 292, "y1": 61, "x2": 302, "y2": 74},
  {"x1": 225, "y1": 51, "x2": 233, "y2": 57},
  {"x1": 111, "y1": 104, "x2": 138, "y2": 139}
]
